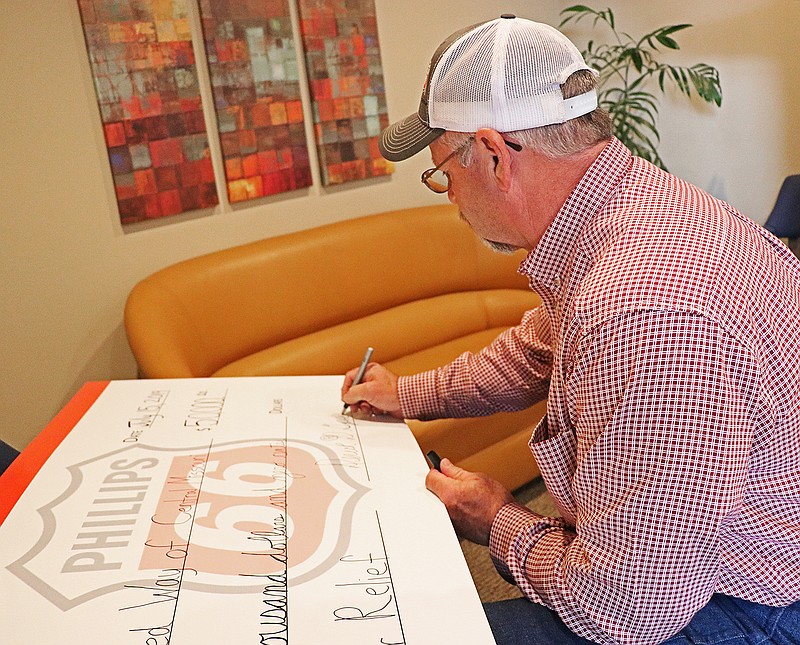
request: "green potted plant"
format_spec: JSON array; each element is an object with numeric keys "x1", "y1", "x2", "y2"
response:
[{"x1": 560, "y1": 4, "x2": 723, "y2": 170}]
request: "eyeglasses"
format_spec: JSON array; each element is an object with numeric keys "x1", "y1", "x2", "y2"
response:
[{"x1": 421, "y1": 137, "x2": 523, "y2": 193}]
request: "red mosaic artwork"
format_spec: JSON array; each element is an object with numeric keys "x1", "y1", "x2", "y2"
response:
[
  {"x1": 79, "y1": 0, "x2": 395, "y2": 219},
  {"x1": 199, "y1": 0, "x2": 312, "y2": 202},
  {"x1": 78, "y1": 0, "x2": 219, "y2": 224},
  {"x1": 298, "y1": 0, "x2": 393, "y2": 185}
]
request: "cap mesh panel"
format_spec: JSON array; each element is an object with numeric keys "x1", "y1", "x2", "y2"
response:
[{"x1": 431, "y1": 24, "x2": 495, "y2": 106}]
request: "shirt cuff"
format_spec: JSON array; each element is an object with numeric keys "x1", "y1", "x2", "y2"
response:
[
  {"x1": 489, "y1": 501, "x2": 543, "y2": 582},
  {"x1": 397, "y1": 371, "x2": 443, "y2": 419}
]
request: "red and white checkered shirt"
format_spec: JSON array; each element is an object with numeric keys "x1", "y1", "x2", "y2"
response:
[{"x1": 398, "y1": 138, "x2": 800, "y2": 644}]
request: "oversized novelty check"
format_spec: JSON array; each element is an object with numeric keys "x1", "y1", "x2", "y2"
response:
[{"x1": 0, "y1": 376, "x2": 495, "y2": 644}]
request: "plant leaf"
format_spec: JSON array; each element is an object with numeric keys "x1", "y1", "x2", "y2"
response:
[
  {"x1": 605, "y1": 7, "x2": 615, "y2": 29},
  {"x1": 558, "y1": 4, "x2": 599, "y2": 27},
  {"x1": 659, "y1": 24, "x2": 693, "y2": 36},
  {"x1": 562, "y1": 4, "x2": 594, "y2": 14},
  {"x1": 624, "y1": 47, "x2": 644, "y2": 72},
  {"x1": 655, "y1": 35, "x2": 679, "y2": 49}
]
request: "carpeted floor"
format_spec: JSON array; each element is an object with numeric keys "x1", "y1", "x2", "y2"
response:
[{"x1": 459, "y1": 477, "x2": 561, "y2": 602}]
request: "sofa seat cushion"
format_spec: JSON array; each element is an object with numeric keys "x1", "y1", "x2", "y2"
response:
[{"x1": 213, "y1": 288, "x2": 538, "y2": 377}]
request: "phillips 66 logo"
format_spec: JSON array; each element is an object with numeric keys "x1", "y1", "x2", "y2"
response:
[{"x1": 9, "y1": 439, "x2": 369, "y2": 609}]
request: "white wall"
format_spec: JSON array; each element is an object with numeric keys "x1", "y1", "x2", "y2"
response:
[
  {"x1": 1, "y1": 0, "x2": 797, "y2": 449},
  {"x1": 591, "y1": 1, "x2": 800, "y2": 217}
]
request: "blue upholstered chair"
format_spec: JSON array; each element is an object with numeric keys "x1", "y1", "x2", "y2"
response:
[
  {"x1": 764, "y1": 175, "x2": 800, "y2": 258},
  {"x1": 0, "y1": 439, "x2": 19, "y2": 477}
]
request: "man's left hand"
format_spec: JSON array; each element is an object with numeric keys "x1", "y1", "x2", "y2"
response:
[{"x1": 426, "y1": 459, "x2": 514, "y2": 545}]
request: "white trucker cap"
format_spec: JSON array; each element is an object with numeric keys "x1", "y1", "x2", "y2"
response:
[{"x1": 379, "y1": 14, "x2": 598, "y2": 161}]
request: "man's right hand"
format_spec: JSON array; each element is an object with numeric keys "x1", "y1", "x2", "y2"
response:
[{"x1": 340, "y1": 363, "x2": 403, "y2": 418}]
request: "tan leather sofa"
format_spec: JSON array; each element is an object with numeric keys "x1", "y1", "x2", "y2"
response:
[{"x1": 124, "y1": 204, "x2": 545, "y2": 490}]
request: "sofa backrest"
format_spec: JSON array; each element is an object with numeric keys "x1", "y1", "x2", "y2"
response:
[{"x1": 125, "y1": 204, "x2": 534, "y2": 378}]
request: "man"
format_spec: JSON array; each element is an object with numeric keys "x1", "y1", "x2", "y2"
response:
[{"x1": 340, "y1": 14, "x2": 800, "y2": 645}]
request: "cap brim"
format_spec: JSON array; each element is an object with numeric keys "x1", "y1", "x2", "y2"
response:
[{"x1": 379, "y1": 112, "x2": 445, "y2": 162}]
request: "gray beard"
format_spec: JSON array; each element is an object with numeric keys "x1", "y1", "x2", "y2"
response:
[
  {"x1": 459, "y1": 210, "x2": 518, "y2": 255},
  {"x1": 481, "y1": 238, "x2": 518, "y2": 255}
]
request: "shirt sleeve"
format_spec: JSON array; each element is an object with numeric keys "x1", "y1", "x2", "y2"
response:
[
  {"x1": 397, "y1": 305, "x2": 553, "y2": 419},
  {"x1": 489, "y1": 310, "x2": 758, "y2": 645}
]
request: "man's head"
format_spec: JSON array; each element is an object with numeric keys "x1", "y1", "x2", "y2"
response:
[
  {"x1": 379, "y1": 14, "x2": 610, "y2": 162},
  {"x1": 380, "y1": 15, "x2": 612, "y2": 253}
]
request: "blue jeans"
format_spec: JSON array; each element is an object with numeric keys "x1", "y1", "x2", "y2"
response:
[{"x1": 483, "y1": 594, "x2": 800, "y2": 644}]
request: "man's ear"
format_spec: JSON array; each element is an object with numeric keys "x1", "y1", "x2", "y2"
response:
[{"x1": 476, "y1": 128, "x2": 513, "y2": 192}]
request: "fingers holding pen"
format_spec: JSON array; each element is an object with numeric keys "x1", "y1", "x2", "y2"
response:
[
  {"x1": 341, "y1": 363, "x2": 364, "y2": 397},
  {"x1": 341, "y1": 362, "x2": 403, "y2": 418},
  {"x1": 341, "y1": 347, "x2": 374, "y2": 414}
]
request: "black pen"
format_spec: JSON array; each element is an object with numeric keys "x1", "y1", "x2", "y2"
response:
[
  {"x1": 426, "y1": 450, "x2": 443, "y2": 471},
  {"x1": 342, "y1": 347, "x2": 374, "y2": 414}
]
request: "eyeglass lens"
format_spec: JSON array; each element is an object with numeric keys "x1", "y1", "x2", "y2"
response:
[{"x1": 423, "y1": 169, "x2": 449, "y2": 193}]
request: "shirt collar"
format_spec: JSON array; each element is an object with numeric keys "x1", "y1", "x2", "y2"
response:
[{"x1": 519, "y1": 137, "x2": 633, "y2": 290}]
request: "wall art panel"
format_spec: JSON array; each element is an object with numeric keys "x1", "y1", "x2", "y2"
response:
[
  {"x1": 78, "y1": 0, "x2": 219, "y2": 224},
  {"x1": 199, "y1": 0, "x2": 312, "y2": 202},
  {"x1": 297, "y1": 0, "x2": 393, "y2": 185}
]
